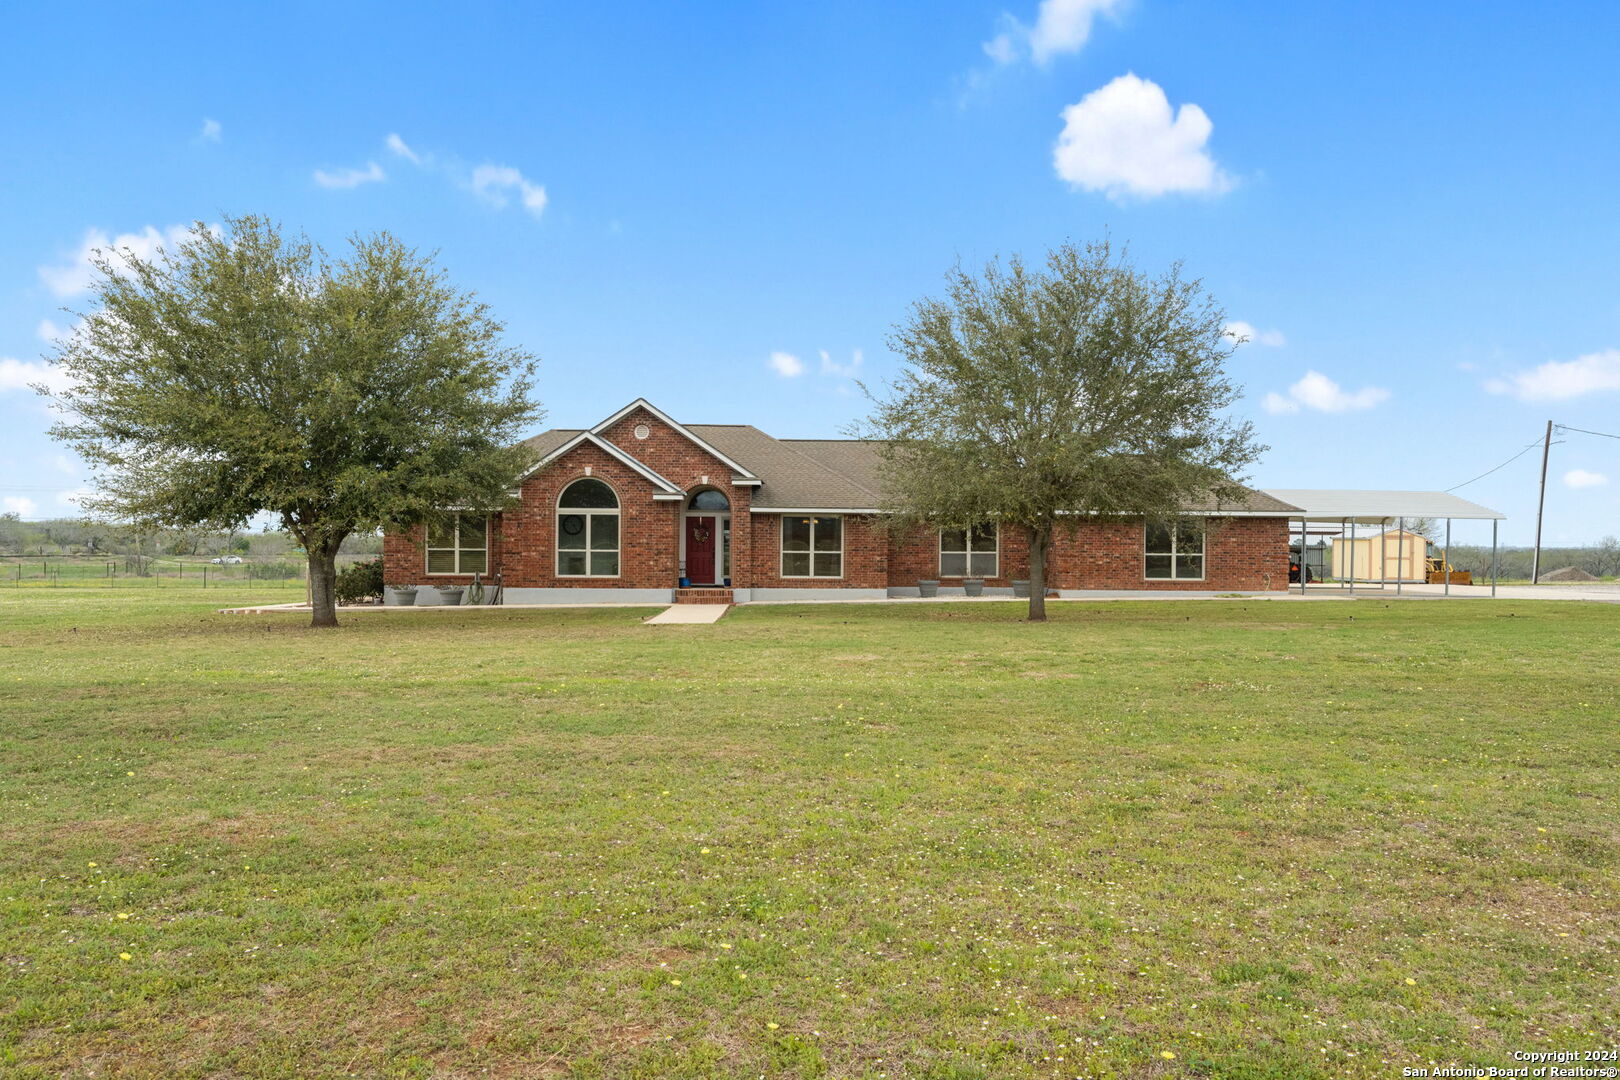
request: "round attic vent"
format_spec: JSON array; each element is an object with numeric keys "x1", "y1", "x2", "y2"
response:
[{"x1": 633, "y1": 424, "x2": 650, "y2": 440}]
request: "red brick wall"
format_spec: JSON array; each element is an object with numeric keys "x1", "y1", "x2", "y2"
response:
[
  {"x1": 743, "y1": 513, "x2": 889, "y2": 589},
  {"x1": 500, "y1": 441, "x2": 680, "y2": 588},
  {"x1": 882, "y1": 517, "x2": 1288, "y2": 591},
  {"x1": 381, "y1": 402, "x2": 1290, "y2": 594},
  {"x1": 1048, "y1": 516, "x2": 1290, "y2": 591},
  {"x1": 384, "y1": 407, "x2": 757, "y2": 590},
  {"x1": 383, "y1": 516, "x2": 504, "y2": 585},
  {"x1": 887, "y1": 523, "x2": 1031, "y2": 587}
]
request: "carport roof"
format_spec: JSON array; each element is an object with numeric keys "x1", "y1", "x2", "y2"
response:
[{"x1": 1261, "y1": 489, "x2": 1506, "y2": 523}]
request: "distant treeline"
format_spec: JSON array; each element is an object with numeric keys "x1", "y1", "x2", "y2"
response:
[
  {"x1": 0, "y1": 515, "x2": 382, "y2": 559},
  {"x1": 1442, "y1": 540, "x2": 1619, "y2": 580}
]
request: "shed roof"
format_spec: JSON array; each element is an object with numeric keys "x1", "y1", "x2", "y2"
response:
[{"x1": 1262, "y1": 489, "x2": 1506, "y2": 522}]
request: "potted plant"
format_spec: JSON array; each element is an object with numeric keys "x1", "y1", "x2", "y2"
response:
[
  {"x1": 384, "y1": 585, "x2": 418, "y2": 606},
  {"x1": 962, "y1": 578, "x2": 985, "y2": 597},
  {"x1": 1011, "y1": 579, "x2": 1030, "y2": 597},
  {"x1": 434, "y1": 584, "x2": 465, "y2": 606},
  {"x1": 917, "y1": 579, "x2": 940, "y2": 597}
]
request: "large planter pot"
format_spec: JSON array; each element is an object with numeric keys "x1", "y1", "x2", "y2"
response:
[
  {"x1": 916, "y1": 579, "x2": 940, "y2": 598},
  {"x1": 962, "y1": 578, "x2": 985, "y2": 597},
  {"x1": 384, "y1": 585, "x2": 418, "y2": 607},
  {"x1": 1011, "y1": 579, "x2": 1031, "y2": 598},
  {"x1": 434, "y1": 586, "x2": 465, "y2": 607}
]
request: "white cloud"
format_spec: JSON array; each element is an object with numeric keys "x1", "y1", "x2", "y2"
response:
[
  {"x1": 1263, "y1": 371, "x2": 1389, "y2": 415},
  {"x1": 469, "y1": 164, "x2": 548, "y2": 218},
  {"x1": 985, "y1": 0, "x2": 1125, "y2": 66},
  {"x1": 0, "y1": 357, "x2": 75, "y2": 395},
  {"x1": 313, "y1": 161, "x2": 386, "y2": 189},
  {"x1": 768, "y1": 351, "x2": 805, "y2": 378},
  {"x1": 1563, "y1": 468, "x2": 1609, "y2": 490},
  {"x1": 1224, "y1": 321, "x2": 1285, "y2": 348},
  {"x1": 37, "y1": 318, "x2": 71, "y2": 343},
  {"x1": 2, "y1": 496, "x2": 38, "y2": 518},
  {"x1": 982, "y1": 30, "x2": 1019, "y2": 64},
  {"x1": 198, "y1": 117, "x2": 222, "y2": 142},
  {"x1": 819, "y1": 348, "x2": 864, "y2": 378},
  {"x1": 1485, "y1": 348, "x2": 1620, "y2": 402},
  {"x1": 39, "y1": 224, "x2": 192, "y2": 298},
  {"x1": 1053, "y1": 73, "x2": 1231, "y2": 200},
  {"x1": 56, "y1": 487, "x2": 93, "y2": 510},
  {"x1": 386, "y1": 133, "x2": 421, "y2": 164}
]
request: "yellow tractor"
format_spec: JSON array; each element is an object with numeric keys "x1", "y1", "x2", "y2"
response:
[{"x1": 1425, "y1": 549, "x2": 1471, "y2": 585}]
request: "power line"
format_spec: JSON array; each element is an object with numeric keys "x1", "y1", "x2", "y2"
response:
[
  {"x1": 1557, "y1": 423, "x2": 1620, "y2": 442},
  {"x1": 1446, "y1": 435, "x2": 1552, "y2": 493}
]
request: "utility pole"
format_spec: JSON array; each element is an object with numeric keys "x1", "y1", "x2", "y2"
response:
[{"x1": 1531, "y1": 419, "x2": 1553, "y2": 584}]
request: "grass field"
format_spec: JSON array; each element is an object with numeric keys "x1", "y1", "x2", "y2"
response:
[{"x1": 2, "y1": 588, "x2": 1616, "y2": 1079}]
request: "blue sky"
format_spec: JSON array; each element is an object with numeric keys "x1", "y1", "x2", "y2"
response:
[{"x1": 3, "y1": 0, "x2": 1618, "y2": 544}]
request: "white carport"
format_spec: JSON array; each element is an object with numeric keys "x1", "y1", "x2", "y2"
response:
[{"x1": 1262, "y1": 490, "x2": 1508, "y2": 597}]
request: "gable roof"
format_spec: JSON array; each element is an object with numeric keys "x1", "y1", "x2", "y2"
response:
[
  {"x1": 592, "y1": 399, "x2": 759, "y2": 480},
  {"x1": 514, "y1": 401, "x2": 1299, "y2": 515},
  {"x1": 519, "y1": 429, "x2": 684, "y2": 495}
]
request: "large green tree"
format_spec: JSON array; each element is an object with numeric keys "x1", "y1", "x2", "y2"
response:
[
  {"x1": 46, "y1": 215, "x2": 541, "y2": 627},
  {"x1": 860, "y1": 239, "x2": 1264, "y2": 621}
]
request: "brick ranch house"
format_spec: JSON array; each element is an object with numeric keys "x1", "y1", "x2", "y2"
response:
[{"x1": 382, "y1": 399, "x2": 1301, "y2": 604}]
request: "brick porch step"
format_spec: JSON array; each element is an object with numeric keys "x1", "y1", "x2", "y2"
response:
[{"x1": 674, "y1": 587, "x2": 733, "y2": 604}]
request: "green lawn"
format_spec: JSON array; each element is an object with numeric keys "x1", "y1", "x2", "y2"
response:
[{"x1": 2, "y1": 589, "x2": 1616, "y2": 1079}]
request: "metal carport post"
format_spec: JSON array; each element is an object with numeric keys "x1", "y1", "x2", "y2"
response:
[{"x1": 1444, "y1": 518, "x2": 1451, "y2": 597}]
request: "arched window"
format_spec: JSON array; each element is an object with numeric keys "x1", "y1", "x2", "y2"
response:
[
  {"x1": 557, "y1": 478, "x2": 619, "y2": 576},
  {"x1": 688, "y1": 489, "x2": 729, "y2": 511}
]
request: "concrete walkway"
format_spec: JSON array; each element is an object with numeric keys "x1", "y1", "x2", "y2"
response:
[{"x1": 644, "y1": 604, "x2": 730, "y2": 624}]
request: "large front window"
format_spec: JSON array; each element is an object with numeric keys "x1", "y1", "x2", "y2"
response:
[
  {"x1": 781, "y1": 515, "x2": 842, "y2": 578},
  {"x1": 1145, "y1": 518, "x2": 1204, "y2": 580},
  {"x1": 940, "y1": 524, "x2": 998, "y2": 577},
  {"x1": 557, "y1": 478, "x2": 620, "y2": 577},
  {"x1": 426, "y1": 514, "x2": 488, "y2": 575}
]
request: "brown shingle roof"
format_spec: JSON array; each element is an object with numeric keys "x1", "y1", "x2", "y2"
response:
[
  {"x1": 520, "y1": 429, "x2": 582, "y2": 459},
  {"x1": 516, "y1": 416, "x2": 1297, "y2": 515},
  {"x1": 686, "y1": 426, "x2": 880, "y2": 509}
]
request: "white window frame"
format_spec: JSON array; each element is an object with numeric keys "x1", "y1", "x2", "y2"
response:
[
  {"x1": 779, "y1": 515, "x2": 843, "y2": 579},
  {"x1": 939, "y1": 524, "x2": 999, "y2": 578},
  {"x1": 556, "y1": 479, "x2": 621, "y2": 579},
  {"x1": 425, "y1": 514, "x2": 489, "y2": 576},
  {"x1": 1144, "y1": 518, "x2": 1206, "y2": 581}
]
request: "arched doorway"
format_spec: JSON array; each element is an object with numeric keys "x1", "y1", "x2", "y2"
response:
[{"x1": 682, "y1": 488, "x2": 730, "y2": 586}]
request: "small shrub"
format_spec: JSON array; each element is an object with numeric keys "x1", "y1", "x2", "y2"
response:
[{"x1": 335, "y1": 558, "x2": 384, "y2": 604}]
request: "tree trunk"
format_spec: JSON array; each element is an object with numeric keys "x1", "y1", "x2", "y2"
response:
[
  {"x1": 307, "y1": 545, "x2": 340, "y2": 628},
  {"x1": 1027, "y1": 523, "x2": 1050, "y2": 622}
]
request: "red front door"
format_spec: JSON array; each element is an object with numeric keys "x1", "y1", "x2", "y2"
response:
[{"x1": 685, "y1": 516, "x2": 717, "y2": 583}]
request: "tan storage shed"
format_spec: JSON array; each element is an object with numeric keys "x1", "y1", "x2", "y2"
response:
[{"x1": 1331, "y1": 529, "x2": 1429, "y2": 583}]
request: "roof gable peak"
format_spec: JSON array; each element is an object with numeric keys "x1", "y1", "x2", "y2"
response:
[{"x1": 591, "y1": 399, "x2": 759, "y2": 480}]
